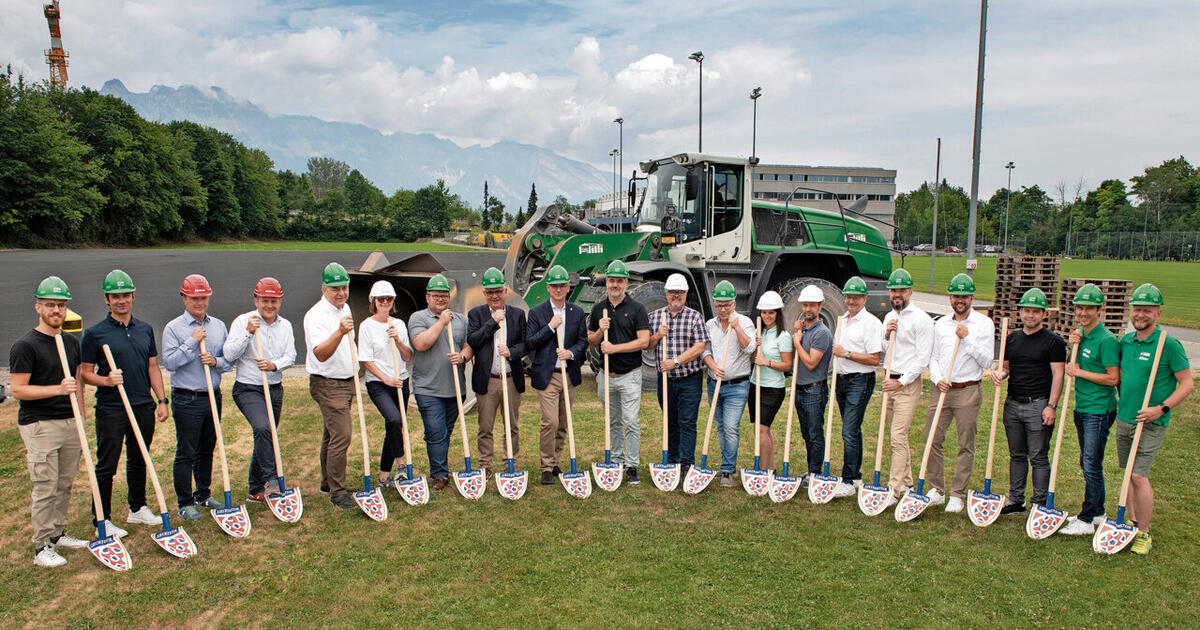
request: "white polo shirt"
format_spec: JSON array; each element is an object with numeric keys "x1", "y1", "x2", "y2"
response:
[
  {"x1": 304, "y1": 296, "x2": 354, "y2": 379},
  {"x1": 929, "y1": 309, "x2": 994, "y2": 384},
  {"x1": 357, "y1": 317, "x2": 411, "y2": 383},
  {"x1": 881, "y1": 302, "x2": 934, "y2": 386},
  {"x1": 836, "y1": 307, "x2": 884, "y2": 375}
]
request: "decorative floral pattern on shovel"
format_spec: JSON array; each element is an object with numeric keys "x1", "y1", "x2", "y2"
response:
[
  {"x1": 454, "y1": 470, "x2": 487, "y2": 500},
  {"x1": 91, "y1": 537, "x2": 132, "y2": 571},
  {"x1": 153, "y1": 528, "x2": 197, "y2": 559},
  {"x1": 214, "y1": 506, "x2": 252, "y2": 537},
  {"x1": 266, "y1": 489, "x2": 303, "y2": 523},
  {"x1": 966, "y1": 491, "x2": 1003, "y2": 527}
]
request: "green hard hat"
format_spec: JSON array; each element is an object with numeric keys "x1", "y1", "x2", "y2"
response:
[
  {"x1": 886, "y1": 268, "x2": 914, "y2": 289},
  {"x1": 1129, "y1": 283, "x2": 1163, "y2": 306},
  {"x1": 545, "y1": 265, "x2": 570, "y2": 285},
  {"x1": 842, "y1": 276, "x2": 868, "y2": 295},
  {"x1": 605, "y1": 260, "x2": 629, "y2": 278},
  {"x1": 1072, "y1": 283, "x2": 1105, "y2": 306},
  {"x1": 712, "y1": 280, "x2": 736, "y2": 301},
  {"x1": 322, "y1": 262, "x2": 350, "y2": 287},
  {"x1": 481, "y1": 267, "x2": 505, "y2": 290},
  {"x1": 947, "y1": 273, "x2": 976, "y2": 296},
  {"x1": 35, "y1": 276, "x2": 71, "y2": 300},
  {"x1": 1018, "y1": 288, "x2": 1049, "y2": 309},
  {"x1": 102, "y1": 269, "x2": 136, "y2": 294},
  {"x1": 426, "y1": 274, "x2": 452, "y2": 292}
]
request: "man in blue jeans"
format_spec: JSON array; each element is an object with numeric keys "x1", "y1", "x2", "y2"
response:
[
  {"x1": 1058, "y1": 283, "x2": 1120, "y2": 536},
  {"x1": 702, "y1": 281, "x2": 755, "y2": 487},
  {"x1": 829, "y1": 277, "x2": 883, "y2": 497},
  {"x1": 648, "y1": 274, "x2": 709, "y2": 470},
  {"x1": 791, "y1": 285, "x2": 833, "y2": 486}
]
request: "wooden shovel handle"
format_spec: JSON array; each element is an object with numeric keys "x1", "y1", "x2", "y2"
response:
[
  {"x1": 982, "y1": 317, "x2": 1009, "y2": 481},
  {"x1": 388, "y1": 319, "x2": 415, "y2": 470},
  {"x1": 916, "y1": 336, "x2": 961, "y2": 483},
  {"x1": 557, "y1": 322, "x2": 577, "y2": 460},
  {"x1": 822, "y1": 319, "x2": 844, "y2": 464},
  {"x1": 1047, "y1": 340, "x2": 1080, "y2": 493},
  {"x1": 56, "y1": 334, "x2": 105, "y2": 524},
  {"x1": 102, "y1": 344, "x2": 169, "y2": 515},
  {"x1": 253, "y1": 331, "x2": 287, "y2": 481},
  {"x1": 699, "y1": 319, "x2": 736, "y2": 457},
  {"x1": 199, "y1": 339, "x2": 233, "y2": 498},
  {"x1": 1116, "y1": 330, "x2": 1168, "y2": 510}
]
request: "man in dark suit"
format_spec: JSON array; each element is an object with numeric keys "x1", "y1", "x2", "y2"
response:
[
  {"x1": 525, "y1": 265, "x2": 589, "y2": 485},
  {"x1": 466, "y1": 268, "x2": 528, "y2": 477}
]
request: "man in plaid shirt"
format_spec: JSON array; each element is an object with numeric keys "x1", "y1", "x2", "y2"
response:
[{"x1": 647, "y1": 274, "x2": 709, "y2": 470}]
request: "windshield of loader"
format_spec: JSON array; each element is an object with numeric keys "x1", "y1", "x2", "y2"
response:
[{"x1": 638, "y1": 162, "x2": 703, "y2": 242}]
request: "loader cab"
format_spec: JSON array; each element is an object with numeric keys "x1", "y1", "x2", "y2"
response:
[{"x1": 636, "y1": 154, "x2": 750, "y2": 264}]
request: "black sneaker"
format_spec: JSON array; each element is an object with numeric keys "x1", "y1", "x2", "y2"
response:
[
  {"x1": 1000, "y1": 501, "x2": 1027, "y2": 515},
  {"x1": 319, "y1": 484, "x2": 330, "y2": 495},
  {"x1": 552, "y1": 465, "x2": 562, "y2": 477},
  {"x1": 540, "y1": 471, "x2": 554, "y2": 485},
  {"x1": 330, "y1": 493, "x2": 356, "y2": 509},
  {"x1": 625, "y1": 467, "x2": 640, "y2": 485}
]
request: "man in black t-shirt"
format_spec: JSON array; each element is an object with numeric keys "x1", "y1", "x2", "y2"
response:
[
  {"x1": 587, "y1": 260, "x2": 650, "y2": 484},
  {"x1": 9, "y1": 277, "x2": 90, "y2": 567},
  {"x1": 990, "y1": 289, "x2": 1066, "y2": 514}
]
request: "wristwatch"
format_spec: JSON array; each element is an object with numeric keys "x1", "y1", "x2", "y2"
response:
[
  {"x1": 1161, "y1": 404, "x2": 1171, "y2": 414},
  {"x1": 158, "y1": 397, "x2": 169, "y2": 405}
]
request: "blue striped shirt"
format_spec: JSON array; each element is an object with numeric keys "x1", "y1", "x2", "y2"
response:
[{"x1": 162, "y1": 312, "x2": 232, "y2": 391}]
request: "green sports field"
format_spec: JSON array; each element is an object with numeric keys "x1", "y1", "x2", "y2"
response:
[
  {"x1": 2, "y1": 373, "x2": 1197, "y2": 628},
  {"x1": 895, "y1": 256, "x2": 1200, "y2": 328},
  {"x1": 148, "y1": 240, "x2": 477, "y2": 252}
]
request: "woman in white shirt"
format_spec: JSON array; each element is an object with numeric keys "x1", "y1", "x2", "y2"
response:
[
  {"x1": 748, "y1": 291, "x2": 794, "y2": 473},
  {"x1": 357, "y1": 281, "x2": 414, "y2": 488}
]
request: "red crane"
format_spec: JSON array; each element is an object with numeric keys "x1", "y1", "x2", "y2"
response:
[{"x1": 44, "y1": 1, "x2": 69, "y2": 89}]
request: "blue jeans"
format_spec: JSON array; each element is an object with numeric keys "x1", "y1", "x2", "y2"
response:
[
  {"x1": 1074, "y1": 410, "x2": 1116, "y2": 521},
  {"x1": 707, "y1": 378, "x2": 749, "y2": 473},
  {"x1": 794, "y1": 381, "x2": 829, "y2": 474},
  {"x1": 835, "y1": 372, "x2": 875, "y2": 481},
  {"x1": 232, "y1": 381, "x2": 283, "y2": 494},
  {"x1": 658, "y1": 371, "x2": 703, "y2": 466},
  {"x1": 415, "y1": 394, "x2": 460, "y2": 480},
  {"x1": 171, "y1": 388, "x2": 219, "y2": 507}
]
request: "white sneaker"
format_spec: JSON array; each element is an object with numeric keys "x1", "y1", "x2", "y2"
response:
[
  {"x1": 1059, "y1": 517, "x2": 1096, "y2": 536},
  {"x1": 96, "y1": 519, "x2": 128, "y2": 539},
  {"x1": 928, "y1": 488, "x2": 946, "y2": 506},
  {"x1": 1092, "y1": 514, "x2": 1108, "y2": 526},
  {"x1": 52, "y1": 532, "x2": 89, "y2": 549},
  {"x1": 34, "y1": 545, "x2": 67, "y2": 567},
  {"x1": 884, "y1": 493, "x2": 899, "y2": 508},
  {"x1": 833, "y1": 482, "x2": 856, "y2": 498},
  {"x1": 852, "y1": 479, "x2": 863, "y2": 489},
  {"x1": 127, "y1": 506, "x2": 160, "y2": 526},
  {"x1": 945, "y1": 496, "x2": 964, "y2": 513}
]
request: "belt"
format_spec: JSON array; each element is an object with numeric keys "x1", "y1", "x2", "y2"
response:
[
  {"x1": 490, "y1": 373, "x2": 513, "y2": 380},
  {"x1": 172, "y1": 387, "x2": 207, "y2": 395},
  {"x1": 669, "y1": 371, "x2": 702, "y2": 381},
  {"x1": 723, "y1": 375, "x2": 749, "y2": 385},
  {"x1": 838, "y1": 371, "x2": 873, "y2": 379},
  {"x1": 1009, "y1": 395, "x2": 1046, "y2": 404},
  {"x1": 949, "y1": 380, "x2": 980, "y2": 389},
  {"x1": 797, "y1": 379, "x2": 827, "y2": 391},
  {"x1": 311, "y1": 375, "x2": 352, "y2": 382},
  {"x1": 889, "y1": 373, "x2": 903, "y2": 380}
]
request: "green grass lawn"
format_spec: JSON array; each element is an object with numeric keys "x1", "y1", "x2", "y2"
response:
[
  {"x1": 2, "y1": 373, "x2": 1198, "y2": 628},
  {"x1": 895, "y1": 255, "x2": 1200, "y2": 328},
  {"x1": 148, "y1": 240, "x2": 477, "y2": 252}
]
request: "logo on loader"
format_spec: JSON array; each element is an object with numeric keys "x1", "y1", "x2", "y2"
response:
[{"x1": 579, "y1": 243, "x2": 603, "y2": 255}]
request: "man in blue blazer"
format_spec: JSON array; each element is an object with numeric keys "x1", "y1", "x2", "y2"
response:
[
  {"x1": 525, "y1": 265, "x2": 589, "y2": 485},
  {"x1": 466, "y1": 268, "x2": 528, "y2": 476}
]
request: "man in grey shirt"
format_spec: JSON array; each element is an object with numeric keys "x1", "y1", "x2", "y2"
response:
[
  {"x1": 791, "y1": 285, "x2": 833, "y2": 483},
  {"x1": 408, "y1": 274, "x2": 473, "y2": 490}
]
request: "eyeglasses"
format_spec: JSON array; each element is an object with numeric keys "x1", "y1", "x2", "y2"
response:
[{"x1": 374, "y1": 296, "x2": 395, "y2": 302}]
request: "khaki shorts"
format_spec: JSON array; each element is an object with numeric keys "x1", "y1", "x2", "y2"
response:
[{"x1": 1115, "y1": 420, "x2": 1166, "y2": 477}]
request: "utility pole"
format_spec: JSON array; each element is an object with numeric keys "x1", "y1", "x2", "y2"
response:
[
  {"x1": 689, "y1": 51, "x2": 704, "y2": 152},
  {"x1": 965, "y1": 0, "x2": 988, "y2": 278},
  {"x1": 1004, "y1": 161, "x2": 1014, "y2": 252},
  {"x1": 930, "y1": 138, "x2": 941, "y2": 291},
  {"x1": 613, "y1": 117, "x2": 624, "y2": 214},
  {"x1": 609, "y1": 149, "x2": 619, "y2": 216},
  {"x1": 749, "y1": 87, "x2": 762, "y2": 160}
]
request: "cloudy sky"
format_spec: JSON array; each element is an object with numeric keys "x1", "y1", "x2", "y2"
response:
[{"x1": 3, "y1": 0, "x2": 1197, "y2": 198}]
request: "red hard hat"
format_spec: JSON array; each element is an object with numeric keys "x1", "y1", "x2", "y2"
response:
[
  {"x1": 180, "y1": 274, "x2": 213, "y2": 297},
  {"x1": 254, "y1": 277, "x2": 283, "y2": 298}
]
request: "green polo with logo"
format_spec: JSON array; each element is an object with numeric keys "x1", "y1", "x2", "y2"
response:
[
  {"x1": 1073, "y1": 323, "x2": 1120, "y2": 414},
  {"x1": 1116, "y1": 326, "x2": 1190, "y2": 427}
]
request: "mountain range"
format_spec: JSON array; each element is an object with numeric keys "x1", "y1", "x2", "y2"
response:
[{"x1": 99, "y1": 79, "x2": 610, "y2": 212}]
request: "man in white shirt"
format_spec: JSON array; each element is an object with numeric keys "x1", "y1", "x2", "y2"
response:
[
  {"x1": 829, "y1": 276, "x2": 884, "y2": 497},
  {"x1": 924, "y1": 273, "x2": 994, "y2": 513},
  {"x1": 303, "y1": 263, "x2": 357, "y2": 509},
  {"x1": 701, "y1": 281, "x2": 756, "y2": 487},
  {"x1": 223, "y1": 277, "x2": 296, "y2": 503},
  {"x1": 879, "y1": 269, "x2": 934, "y2": 506}
]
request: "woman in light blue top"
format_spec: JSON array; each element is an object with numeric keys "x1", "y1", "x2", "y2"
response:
[{"x1": 749, "y1": 291, "x2": 794, "y2": 472}]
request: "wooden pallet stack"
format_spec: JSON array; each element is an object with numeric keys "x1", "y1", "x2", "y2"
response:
[
  {"x1": 991, "y1": 256, "x2": 1061, "y2": 341},
  {"x1": 1056, "y1": 278, "x2": 1133, "y2": 336}
]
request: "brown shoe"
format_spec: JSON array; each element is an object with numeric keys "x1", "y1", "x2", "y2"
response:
[
  {"x1": 483, "y1": 467, "x2": 493, "y2": 478},
  {"x1": 540, "y1": 471, "x2": 554, "y2": 485},
  {"x1": 433, "y1": 477, "x2": 449, "y2": 490},
  {"x1": 552, "y1": 465, "x2": 562, "y2": 477}
]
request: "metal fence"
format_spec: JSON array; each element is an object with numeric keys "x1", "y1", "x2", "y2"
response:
[
  {"x1": 1066, "y1": 232, "x2": 1200, "y2": 261},
  {"x1": 892, "y1": 236, "x2": 1026, "y2": 256},
  {"x1": 443, "y1": 231, "x2": 512, "y2": 249}
]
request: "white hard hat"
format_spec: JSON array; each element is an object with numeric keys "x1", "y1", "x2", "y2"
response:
[
  {"x1": 798, "y1": 284, "x2": 825, "y2": 303},
  {"x1": 756, "y1": 290, "x2": 784, "y2": 310},
  {"x1": 664, "y1": 273, "x2": 689, "y2": 292},
  {"x1": 369, "y1": 280, "x2": 397, "y2": 299}
]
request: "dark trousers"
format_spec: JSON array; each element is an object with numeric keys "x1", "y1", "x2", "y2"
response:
[
  {"x1": 1003, "y1": 396, "x2": 1051, "y2": 506},
  {"x1": 835, "y1": 372, "x2": 875, "y2": 481},
  {"x1": 367, "y1": 380, "x2": 411, "y2": 474},
  {"x1": 658, "y1": 371, "x2": 703, "y2": 466},
  {"x1": 172, "y1": 388, "x2": 220, "y2": 507},
  {"x1": 233, "y1": 381, "x2": 283, "y2": 494},
  {"x1": 94, "y1": 403, "x2": 155, "y2": 520},
  {"x1": 795, "y1": 381, "x2": 829, "y2": 474}
]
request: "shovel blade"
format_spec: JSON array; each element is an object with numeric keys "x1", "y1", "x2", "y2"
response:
[
  {"x1": 89, "y1": 536, "x2": 132, "y2": 571},
  {"x1": 858, "y1": 484, "x2": 893, "y2": 516},
  {"x1": 1026, "y1": 504, "x2": 1068, "y2": 540},
  {"x1": 396, "y1": 476, "x2": 430, "y2": 506},
  {"x1": 682, "y1": 466, "x2": 715, "y2": 495},
  {"x1": 1093, "y1": 518, "x2": 1137, "y2": 554},
  {"x1": 266, "y1": 487, "x2": 304, "y2": 523},
  {"x1": 650, "y1": 463, "x2": 680, "y2": 492},
  {"x1": 354, "y1": 488, "x2": 388, "y2": 521},
  {"x1": 561, "y1": 471, "x2": 592, "y2": 499},
  {"x1": 807, "y1": 473, "x2": 840, "y2": 504},
  {"x1": 966, "y1": 490, "x2": 1005, "y2": 528},
  {"x1": 741, "y1": 468, "x2": 772, "y2": 496},
  {"x1": 213, "y1": 506, "x2": 252, "y2": 538},
  {"x1": 591, "y1": 462, "x2": 623, "y2": 492},
  {"x1": 496, "y1": 471, "x2": 528, "y2": 500},
  {"x1": 453, "y1": 469, "x2": 487, "y2": 500},
  {"x1": 152, "y1": 527, "x2": 197, "y2": 559},
  {"x1": 769, "y1": 475, "x2": 800, "y2": 503},
  {"x1": 895, "y1": 491, "x2": 931, "y2": 522}
]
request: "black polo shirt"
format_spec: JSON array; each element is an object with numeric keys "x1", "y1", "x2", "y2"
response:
[
  {"x1": 81, "y1": 314, "x2": 158, "y2": 409},
  {"x1": 1004, "y1": 326, "x2": 1066, "y2": 399},
  {"x1": 588, "y1": 295, "x2": 650, "y2": 375},
  {"x1": 9, "y1": 329, "x2": 80, "y2": 425}
]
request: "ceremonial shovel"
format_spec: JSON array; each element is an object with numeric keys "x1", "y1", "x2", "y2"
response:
[
  {"x1": 590, "y1": 308, "x2": 622, "y2": 492},
  {"x1": 808, "y1": 320, "x2": 844, "y2": 504},
  {"x1": 857, "y1": 334, "x2": 897, "y2": 516},
  {"x1": 494, "y1": 318, "x2": 528, "y2": 500},
  {"x1": 557, "y1": 325, "x2": 592, "y2": 498},
  {"x1": 967, "y1": 317, "x2": 1009, "y2": 527},
  {"x1": 254, "y1": 331, "x2": 303, "y2": 523},
  {"x1": 347, "y1": 333, "x2": 388, "y2": 521},
  {"x1": 1026, "y1": 341, "x2": 1079, "y2": 540},
  {"x1": 741, "y1": 317, "x2": 772, "y2": 497},
  {"x1": 447, "y1": 325, "x2": 487, "y2": 500},
  {"x1": 389, "y1": 320, "x2": 429, "y2": 506},
  {"x1": 200, "y1": 339, "x2": 252, "y2": 537},
  {"x1": 895, "y1": 336, "x2": 961, "y2": 522},
  {"x1": 769, "y1": 345, "x2": 804, "y2": 503},
  {"x1": 682, "y1": 320, "x2": 733, "y2": 494}
]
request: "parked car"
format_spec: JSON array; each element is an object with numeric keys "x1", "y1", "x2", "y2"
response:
[
  {"x1": 914, "y1": 243, "x2": 934, "y2": 252},
  {"x1": 945, "y1": 245, "x2": 962, "y2": 253}
]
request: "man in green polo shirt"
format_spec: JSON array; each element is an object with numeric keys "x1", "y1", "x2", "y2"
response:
[
  {"x1": 1114, "y1": 283, "x2": 1193, "y2": 555},
  {"x1": 1058, "y1": 284, "x2": 1121, "y2": 536}
]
